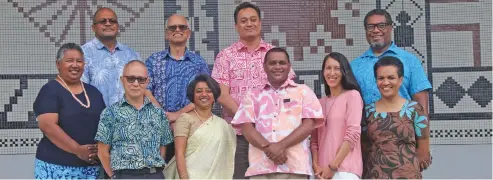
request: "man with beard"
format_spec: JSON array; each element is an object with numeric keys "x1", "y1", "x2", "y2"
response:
[
  {"x1": 350, "y1": 9, "x2": 431, "y2": 113},
  {"x1": 82, "y1": 7, "x2": 141, "y2": 106}
]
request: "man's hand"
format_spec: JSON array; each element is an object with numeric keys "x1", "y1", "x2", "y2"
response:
[
  {"x1": 264, "y1": 143, "x2": 287, "y2": 165},
  {"x1": 318, "y1": 166, "x2": 335, "y2": 179},
  {"x1": 166, "y1": 112, "x2": 180, "y2": 122}
]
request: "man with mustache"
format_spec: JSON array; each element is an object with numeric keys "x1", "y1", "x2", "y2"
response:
[
  {"x1": 82, "y1": 7, "x2": 141, "y2": 106},
  {"x1": 211, "y1": 3, "x2": 295, "y2": 178},
  {"x1": 145, "y1": 14, "x2": 209, "y2": 163},
  {"x1": 350, "y1": 9, "x2": 431, "y2": 112}
]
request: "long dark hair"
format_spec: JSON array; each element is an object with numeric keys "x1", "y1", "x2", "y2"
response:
[{"x1": 321, "y1": 52, "x2": 362, "y2": 97}]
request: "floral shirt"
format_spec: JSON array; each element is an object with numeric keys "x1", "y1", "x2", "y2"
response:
[
  {"x1": 231, "y1": 79, "x2": 324, "y2": 177},
  {"x1": 362, "y1": 100, "x2": 429, "y2": 179},
  {"x1": 95, "y1": 97, "x2": 173, "y2": 170},
  {"x1": 211, "y1": 40, "x2": 295, "y2": 134},
  {"x1": 82, "y1": 38, "x2": 141, "y2": 106}
]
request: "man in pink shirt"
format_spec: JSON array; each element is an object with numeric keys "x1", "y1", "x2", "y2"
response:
[
  {"x1": 211, "y1": 2, "x2": 294, "y2": 178},
  {"x1": 231, "y1": 48, "x2": 324, "y2": 179}
]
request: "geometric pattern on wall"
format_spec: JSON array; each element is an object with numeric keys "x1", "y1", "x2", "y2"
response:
[{"x1": 0, "y1": 0, "x2": 491, "y2": 154}]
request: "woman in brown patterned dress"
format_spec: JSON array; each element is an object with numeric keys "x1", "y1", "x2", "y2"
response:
[{"x1": 361, "y1": 56, "x2": 432, "y2": 179}]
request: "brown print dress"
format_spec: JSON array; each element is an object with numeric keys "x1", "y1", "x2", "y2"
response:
[{"x1": 362, "y1": 100, "x2": 429, "y2": 179}]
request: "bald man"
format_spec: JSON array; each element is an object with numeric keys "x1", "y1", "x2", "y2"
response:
[
  {"x1": 82, "y1": 7, "x2": 141, "y2": 106},
  {"x1": 96, "y1": 60, "x2": 173, "y2": 179},
  {"x1": 145, "y1": 14, "x2": 209, "y2": 162}
]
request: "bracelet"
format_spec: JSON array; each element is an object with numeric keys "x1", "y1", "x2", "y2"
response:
[
  {"x1": 328, "y1": 164, "x2": 338, "y2": 172},
  {"x1": 260, "y1": 142, "x2": 271, "y2": 148}
]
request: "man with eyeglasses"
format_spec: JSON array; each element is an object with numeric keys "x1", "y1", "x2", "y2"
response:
[
  {"x1": 96, "y1": 60, "x2": 173, "y2": 179},
  {"x1": 145, "y1": 14, "x2": 209, "y2": 163},
  {"x1": 82, "y1": 7, "x2": 141, "y2": 106},
  {"x1": 350, "y1": 9, "x2": 431, "y2": 111}
]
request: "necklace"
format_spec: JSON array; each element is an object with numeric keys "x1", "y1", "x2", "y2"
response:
[
  {"x1": 194, "y1": 109, "x2": 212, "y2": 123},
  {"x1": 57, "y1": 75, "x2": 91, "y2": 108}
]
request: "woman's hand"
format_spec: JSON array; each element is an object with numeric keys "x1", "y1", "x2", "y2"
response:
[
  {"x1": 75, "y1": 144, "x2": 98, "y2": 164},
  {"x1": 418, "y1": 149, "x2": 432, "y2": 171},
  {"x1": 312, "y1": 164, "x2": 323, "y2": 178}
]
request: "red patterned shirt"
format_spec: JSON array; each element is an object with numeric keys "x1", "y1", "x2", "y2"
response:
[{"x1": 211, "y1": 40, "x2": 295, "y2": 134}]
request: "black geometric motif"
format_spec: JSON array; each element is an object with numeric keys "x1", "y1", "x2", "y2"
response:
[
  {"x1": 435, "y1": 77, "x2": 466, "y2": 108},
  {"x1": 468, "y1": 76, "x2": 492, "y2": 107}
]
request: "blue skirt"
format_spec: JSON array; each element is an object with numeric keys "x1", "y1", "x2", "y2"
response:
[{"x1": 34, "y1": 158, "x2": 100, "y2": 179}]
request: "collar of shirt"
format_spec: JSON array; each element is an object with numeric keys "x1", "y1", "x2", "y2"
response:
[
  {"x1": 118, "y1": 96, "x2": 153, "y2": 108},
  {"x1": 162, "y1": 48, "x2": 194, "y2": 61},
  {"x1": 263, "y1": 78, "x2": 298, "y2": 90},
  {"x1": 93, "y1": 38, "x2": 123, "y2": 52},
  {"x1": 362, "y1": 41, "x2": 399, "y2": 58},
  {"x1": 234, "y1": 39, "x2": 269, "y2": 52}
]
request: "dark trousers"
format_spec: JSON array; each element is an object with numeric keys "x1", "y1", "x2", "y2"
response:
[
  {"x1": 113, "y1": 168, "x2": 165, "y2": 179},
  {"x1": 165, "y1": 140, "x2": 175, "y2": 162},
  {"x1": 233, "y1": 135, "x2": 250, "y2": 179}
]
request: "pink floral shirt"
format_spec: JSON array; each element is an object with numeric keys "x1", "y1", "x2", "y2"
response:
[
  {"x1": 231, "y1": 79, "x2": 324, "y2": 177},
  {"x1": 211, "y1": 40, "x2": 295, "y2": 134}
]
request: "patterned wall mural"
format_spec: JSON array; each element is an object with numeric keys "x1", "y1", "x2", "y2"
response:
[{"x1": 0, "y1": 0, "x2": 491, "y2": 154}]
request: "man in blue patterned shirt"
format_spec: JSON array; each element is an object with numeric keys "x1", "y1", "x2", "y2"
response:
[
  {"x1": 145, "y1": 14, "x2": 209, "y2": 162},
  {"x1": 82, "y1": 7, "x2": 141, "y2": 106},
  {"x1": 351, "y1": 9, "x2": 432, "y2": 114},
  {"x1": 95, "y1": 60, "x2": 173, "y2": 179}
]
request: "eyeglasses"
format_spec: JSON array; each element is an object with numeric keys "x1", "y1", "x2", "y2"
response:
[
  {"x1": 94, "y1": 18, "x2": 118, "y2": 25},
  {"x1": 166, "y1": 25, "x2": 189, "y2": 32},
  {"x1": 123, "y1": 76, "x2": 148, "y2": 84},
  {"x1": 365, "y1": 23, "x2": 391, "y2": 32}
]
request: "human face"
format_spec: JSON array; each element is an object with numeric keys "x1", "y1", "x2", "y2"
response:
[
  {"x1": 56, "y1": 49, "x2": 84, "y2": 84},
  {"x1": 264, "y1": 52, "x2": 291, "y2": 87},
  {"x1": 121, "y1": 63, "x2": 149, "y2": 99},
  {"x1": 193, "y1": 82, "x2": 214, "y2": 110},
  {"x1": 323, "y1": 57, "x2": 343, "y2": 90},
  {"x1": 376, "y1": 65, "x2": 403, "y2": 99},
  {"x1": 365, "y1": 15, "x2": 392, "y2": 50},
  {"x1": 165, "y1": 15, "x2": 190, "y2": 45},
  {"x1": 235, "y1": 7, "x2": 261, "y2": 40},
  {"x1": 92, "y1": 9, "x2": 119, "y2": 40}
]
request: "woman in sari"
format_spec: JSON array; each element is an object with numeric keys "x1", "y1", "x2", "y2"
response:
[
  {"x1": 164, "y1": 74, "x2": 236, "y2": 179},
  {"x1": 362, "y1": 56, "x2": 431, "y2": 179}
]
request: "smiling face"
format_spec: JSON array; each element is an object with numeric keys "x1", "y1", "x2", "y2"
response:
[
  {"x1": 165, "y1": 14, "x2": 190, "y2": 45},
  {"x1": 264, "y1": 51, "x2": 291, "y2": 87},
  {"x1": 376, "y1": 65, "x2": 403, "y2": 98},
  {"x1": 56, "y1": 49, "x2": 85, "y2": 84},
  {"x1": 92, "y1": 8, "x2": 119, "y2": 40},
  {"x1": 193, "y1": 81, "x2": 215, "y2": 110},
  {"x1": 323, "y1": 57, "x2": 343, "y2": 90},
  {"x1": 235, "y1": 7, "x2": 261, "y2": 41},
  {"x1": 365, "y1": 15, "x2": 392, "y2": 50}
]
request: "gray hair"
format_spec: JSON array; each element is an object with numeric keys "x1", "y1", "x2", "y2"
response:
[
  {"x1": 56, "y1": 43, "x2": 84, "y2": 62},
  {"x1": 165, "y1": 14, "x2": 191, "y2": 29}
]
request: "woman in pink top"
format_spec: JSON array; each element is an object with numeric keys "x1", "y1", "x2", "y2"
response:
[{"x1": 310, "y1": 52, "x2": 364, "y2": 179}]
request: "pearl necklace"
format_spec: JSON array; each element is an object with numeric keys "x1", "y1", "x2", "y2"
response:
[
  {"x1": 194, "y1": 109, "x2": 212, "y2": 123},
  {"x1": 57, "y1": 75, "x2": 91, "y2": 108}
]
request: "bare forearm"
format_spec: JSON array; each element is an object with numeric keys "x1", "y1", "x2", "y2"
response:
[
  {"x1": 176, "y1": 153, "x2": 188, "y2": 178},
  {"x1": 278, "y1": 119, "x2": 315, "y2": 148},
  {"x1": 331, "y1": 141, "x2": 351, "y2": 167},
  {"x1": 311, "y1": 148, "x2": 320, "y2": 166},
  {"x1": 413, "y1": 91, "x2": 429, "y2": 115},
  {"x1": 218, "y1": 84, "x2": 238, "y2": 115},
  {"x1": 98, "y1": 150, "x2": 112, "y2": 176},
  {"x1": 40, "y1": 124, "x2": 80, "y2": 154},
  {"x1": 241, "y1": 123, "x2": 269, "y2": 149},
  {"x1": 177, "y1": 104, "x2": 194, "y2": 114},
  {"x1": 417, "y1": 138, "x2": 430, "y2": 157},
  {"x1": 160, "y1": 146, "x2": 166, "y2": 160}
]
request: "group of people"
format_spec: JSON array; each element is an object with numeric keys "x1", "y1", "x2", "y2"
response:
[{"x1": 32, "y1": 2, "x2": 432, "y2": 179}]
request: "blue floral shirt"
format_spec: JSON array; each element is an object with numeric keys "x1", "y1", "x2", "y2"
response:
[
  {"x1": 145, "y1": 49, "x2": 209, "y2": 112},
  {"x1": 350, "y1": 42, "x2": 432, "y2": 104},
  {"x1": 95, "y1": 97, "x2": 173, "y2": 170},
  {"x1": 82, "y1": 38, "x2": 141, "y2": 106}
]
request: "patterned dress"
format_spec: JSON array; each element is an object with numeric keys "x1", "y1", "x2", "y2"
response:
[{"x1": 362, "y1": 100, "x2": 429, "y2": 179}]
